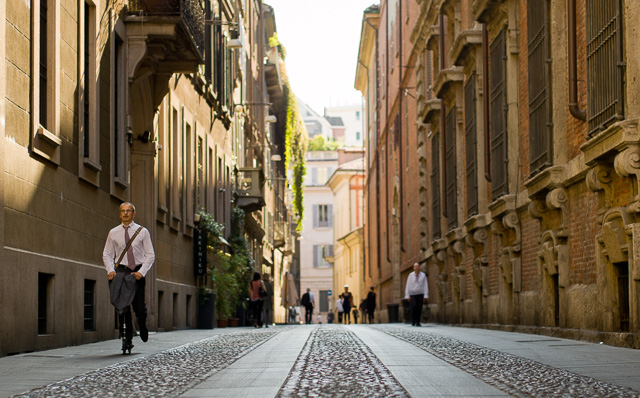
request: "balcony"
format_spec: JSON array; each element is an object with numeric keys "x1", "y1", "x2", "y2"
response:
[
  {"x1": 125, "y1": 0, "x2": 205, "y2": 80},
  {"x1": 451, "y1": 29, "x2": 483, "y2": 67},
  {"x1": 433, "y1": 67, "x2": 464, "y2": 99},
  {"x1": 235, "y1": 167, "x2": 266, "y2": 213}
]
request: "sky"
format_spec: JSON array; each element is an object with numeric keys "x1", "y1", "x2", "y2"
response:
[{"x1": 264, "y1": 0, "x2": 377, "y2": 115}]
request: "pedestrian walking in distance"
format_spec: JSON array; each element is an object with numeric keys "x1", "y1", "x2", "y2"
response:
[
  {"x1": 342, "y1": 285, "x2": 354, "y2": 324},
  {"x1": 249, "y1": 272, "x2": 267, "y2": 327},
  {"x1": 366, "y1": 286, "x2": 376, "y2": 324},
  {"x1": 336, "y1": 294, "x2": 344, "y2": 323},
  {"x1": 301, "y1": 288, "x2": 315, "y2": 324},
  {"x1": 103, "y1": 202, "x2": 155, "y2": 350},
  {"x1": 404, "y1": 263, "x2": 429, "y2": 326}
]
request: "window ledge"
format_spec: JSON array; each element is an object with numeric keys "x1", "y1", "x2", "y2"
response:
[
  {"x1": 83, "y1": 157, "x2": 102, "y2": 172},
  {"x1": 114, "y1": 177, "x2": 129, "y2": 189},
  {"x1": 37, "y1": 126, "x2": 62, "y2": 147},
  {"x1": 581, "y1": 118, "x2": 639, "y2": 167}
]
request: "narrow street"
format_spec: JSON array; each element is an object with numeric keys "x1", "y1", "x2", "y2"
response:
[{"x1": 2, "y1": 325, "x2": 639, "y2": 398}]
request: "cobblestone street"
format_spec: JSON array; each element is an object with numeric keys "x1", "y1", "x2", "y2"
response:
[{"x1": 1, "y1": 324, "x2": 639, "y2": 398}]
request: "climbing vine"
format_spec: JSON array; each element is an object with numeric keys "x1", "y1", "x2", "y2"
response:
[{"x1": 272, "y1": 34, "x2": 308, "y2": 231}]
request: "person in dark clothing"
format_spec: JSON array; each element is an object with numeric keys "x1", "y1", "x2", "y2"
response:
[
  {"x1": 249, "y1": 272, "x2": 267, "y2": 327},
  {"x1": 342, "y1": 285, "x2": 353, "y2": 324},
  {"x1": 301, "y1": 288, "x2": 315, "y2": 324},
  {"x1": 366, "y1": 286, "x2": 377, "y2": 324}
]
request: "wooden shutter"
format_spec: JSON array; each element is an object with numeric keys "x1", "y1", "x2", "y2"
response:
[
  {"x1": 313, "y1": 245, "x2": 319, "y2": 267},
  {"x1": 465, "y1": 75, "x2": 478, "y2": 216},
  {"x1": 490, "y1": 29, "x2": 508, "y2": 198},
  {"x1": 445, "y1": 107, "x2": 457, "y2": 229},
  {"x1": 586, "y1": 0, "x2": 624, "y2": 135},
  {"x1": 313, "y1": 205, "x2": 318, "y2": 228},
  {"x1": 528, "y1": 0, "x2": 552, "y2": 174},
  {"x1": 431, "y1": 132, "x2": 441, "y2": 239},
  {"x1": 327, "y1": 205, "x2": 334, "y2": 228}
]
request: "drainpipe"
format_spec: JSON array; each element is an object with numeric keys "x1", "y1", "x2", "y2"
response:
[
  {"x1": 482, "y1": 23, "x2": 491, "y2": 182},
  {"x1": 439, "y1": 13, "x2": 447, "y2": 218},
  {"x1": 568, "y1": 0, "x2": 586, "y2": 121}
]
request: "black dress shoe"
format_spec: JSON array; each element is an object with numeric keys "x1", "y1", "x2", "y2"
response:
[
  {"x1": 140, "y1": 325, "x2": 148, "y2": 342},
  {"x1": 416, "y1": 323, "x2": 421, "y2": 327}
]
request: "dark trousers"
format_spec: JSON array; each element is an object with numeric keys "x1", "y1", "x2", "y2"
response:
[
  {"x1": 304, "y1": 305, "x2": 313, "y2": 324},
  {"x1": 367, "y1": 309, "x2": 375, "y2": 324},
  {"x1": 409, "y1": 294, "x2": 424, "y2": 325},
  {"x1": 251, "y1": 299, "x2": 264, "y2": 327},
  {"x1": 117, "y1": 266, "x2": 147, "y2": 342},
  {"x1": 343, "y1": 308, "x2": 351, "y2": 324}
]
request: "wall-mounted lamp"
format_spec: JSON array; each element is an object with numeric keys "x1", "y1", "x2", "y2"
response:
[
  {"x1": 271, "y1": 154, "x2": 282, "y2": 162},
  {"x1": 265, "y1": 114, "x2": 277, "y2": 123}
]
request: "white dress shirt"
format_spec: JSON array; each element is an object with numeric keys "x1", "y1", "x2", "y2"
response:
[
  {"x1": 404, "y1": 271, "x2": 429, "y2": 299},
  {"x1": 103, "y1": 222, "x2": 155, "y2": 276}
]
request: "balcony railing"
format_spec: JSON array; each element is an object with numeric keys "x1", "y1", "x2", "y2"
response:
[{"x1": 128, "y1": 0, "x2": 205, "y2": 54}]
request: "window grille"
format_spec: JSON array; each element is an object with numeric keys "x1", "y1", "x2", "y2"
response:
[
  {"x1": 465, "y1": 75, "x2": 478, "y2": 216},
  {"x1": 586, "y1": 0, "x2": 624, "y2": 135},
  {"x1": 445, "y1": 107, "x2": 457, "y2": 229},
  {"x1": 84, "y1": 279, "x2": 95, "y2": 331},
  {"x1": 490, "y1": 29, "x2": 508, "y2": 199},
  {"x1": 528, "y1": 0, "x2": 552, "y2": 174},
  {"x1": 431, "y1": 132, "x2": 441, "y2": 239}
]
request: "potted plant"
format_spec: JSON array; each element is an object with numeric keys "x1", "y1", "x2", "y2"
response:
[
  {"x1": 209, "y1": 251, "x2": 237, "y2": 327},
  {"x1": 196, "y1": 286, "x2": 215, "y2": 329}
]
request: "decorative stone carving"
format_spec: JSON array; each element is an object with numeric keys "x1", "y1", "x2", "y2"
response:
[
  {"x1": 528, "y1": 198, "x2": 548, "y2": 221},
  {"x1": 538, "y1": 230, "x2": 569, "y2": 288},
  {"x1": 597, "y1": 207, "x2": 632, "y2": 265},
  {"x1": 614, "y1": 144, "x2": 640, "y2": 211},
  {"x1": 586, "y1": 164, "x2": 614, "y2": 209},
  {"x1": 546, "y1": 187, "x2": 568, "y2": 230},
  {"x1": 491, "y1": 209, "x2": 521, "y2": 292}
]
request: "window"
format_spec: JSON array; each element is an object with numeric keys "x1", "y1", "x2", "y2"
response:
[
  {"x1": 158, "y1": 101, "x2": 169, "y2": 215},
  {"x1": 79, "y1": 1, "x2": 100, "y2": 184},
  {"x1": 197, "y1": 135, "x2": 205, "y2": 209},
  {"x1": 173, "y1": 293, "x2": 179, "y2": 328},
  {"x1": 528, "y1": 0, "x2": 552, "y2": 174},
  {"x1": 313, "y1": 245, "x2": 333, "y2": 268},
  {"x1": 313, "y1": 204, "x2": 333, "y2": 228},
  {"x1": 445, "y1": 107, "x2": 457, "y2": 229},
  {"x1": 356, "y1": 111, "x2": 360, "y2": 120},
  {"x1": 171, "y1": 106, "x2": 182, "y2": 221},
  {"x1": 586, "y1": 0, "x2": 624, "y2": 135},
  {"x1": 431, "y1": 132, "x2": 441, "y2": 239},
  {"x1": 31, "y1": 0, "x2": 62, "y2": 164},
  {"x1": 38, "y1": 273, "x2": 54, "y2": 335},
  {"x1": 311, "y1": 167, "x2": 330, "y2": 186},
  {"x1": 465, "y1": 75, "x2": 479, "y2": 216},
  {"x1": 319, "y1": 290, "x2": 329, "y2": 312},
  {"x1": 490, "y1": 28, "x2": 508, "y2": 199},
  {"x1": 356, "y1": 131, "x2": 361, "y2": 140},
  {"x1": 185, "y1": 121, "x2": 194, "y2": 227},
  {"x1": 112, "y1": 29, "x2": 128, "y2": 192},
  {"x1": 84, "y1": 279, "x2": 95, "y2": 331},
  {"x1": 186, "y1": 294, "x2": 192, "y2": 327}
]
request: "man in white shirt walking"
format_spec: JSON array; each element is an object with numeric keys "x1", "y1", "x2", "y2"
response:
[
  {"x1": 103, "y1": 202, "x2": 155, "y2": 348},
  {"x1": 404, "y1": 262, "x2": 429, "y2": 326}
]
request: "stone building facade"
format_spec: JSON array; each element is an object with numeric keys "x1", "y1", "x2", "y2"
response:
[
  {"x1": 356, "y1": 0, "x2": 424, "y2": 322},
  {"x1": 0, "y1": 0, "x2": 293, "y2": 356},
  {"x1": 359, "y1": 0, "x2": 640, "y2": 347}
]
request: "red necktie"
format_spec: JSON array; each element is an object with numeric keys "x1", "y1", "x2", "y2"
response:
[{"x1": 124, "y1": 226, "x2": 136, "y2": 271}]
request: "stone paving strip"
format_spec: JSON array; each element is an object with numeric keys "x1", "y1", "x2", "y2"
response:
[
  {"x1": 277, "y1": 325, "x2": 409, "y2": 398},
  {"x1": 378, "y1": 326, "x2": 640, "y2": 398},
  {"x1": 12, "y1": 330, "x2": 279, "y2": 398}
]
